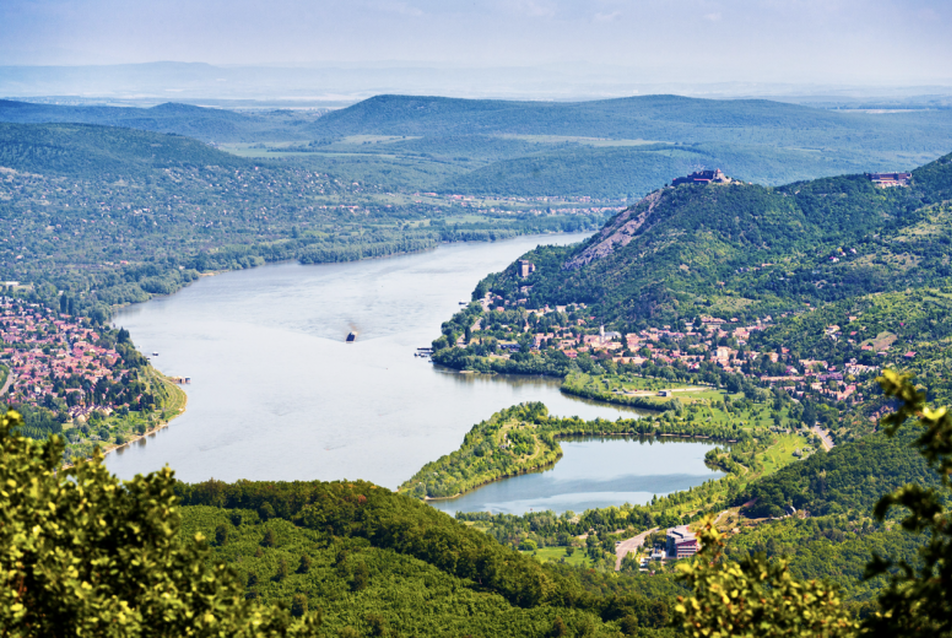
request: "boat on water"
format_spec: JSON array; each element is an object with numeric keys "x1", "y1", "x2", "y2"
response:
[{"x1": 346, "y1": 332, "x2": 357, "y2": 342}]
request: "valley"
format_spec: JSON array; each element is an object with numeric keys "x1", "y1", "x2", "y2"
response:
[{"x1": 3, "y1": 93, "x2": 952, "y2": 635}]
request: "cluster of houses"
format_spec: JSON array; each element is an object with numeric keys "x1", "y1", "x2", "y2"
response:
[
  {"x1": 0, "y1": 298, "x2": 132, "y2": 418},
  {"x1": 475, "y1": 296, "x2": 877, "y2": 406}
]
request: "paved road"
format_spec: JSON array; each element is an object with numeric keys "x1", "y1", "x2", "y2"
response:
[
  {"x1": 0, "y1": 372, "x2": 15, "y2": 397},
  {"x1": 812, "y1": 425, "x2": 835, "y2": 451},
  {"x1": 614, "y1": 527, "x2": 658, "y2": 571}
]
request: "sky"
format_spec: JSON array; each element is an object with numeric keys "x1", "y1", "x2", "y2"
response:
[{"x1": 1, "y1": 0, "x2": 951, "y2": 90}]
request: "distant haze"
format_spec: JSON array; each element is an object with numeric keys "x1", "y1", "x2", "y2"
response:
[{"x1": 1, "y1": 0, "x2": 951, "y2": 103}]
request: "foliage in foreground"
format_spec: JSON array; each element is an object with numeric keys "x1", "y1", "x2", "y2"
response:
[
  {"x1": 674, "y1": 369, "x2": 952, "y2": 637},
  {"x1": 0, "y1": 409, "x2": 316, "y2": 637},
  {"x1": 862, "y1": 369, "x2": 952, "y2": 637},
  {"x1": 675, "y1": 514, "x2": 857, "y2": 637}
]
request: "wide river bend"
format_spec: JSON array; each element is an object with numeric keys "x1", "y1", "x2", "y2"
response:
[{"x1": 107, "y1": 234, "x2": 721, "y2": 513}]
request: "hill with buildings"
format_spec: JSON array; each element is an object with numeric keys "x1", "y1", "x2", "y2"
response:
[
  {"x1": 429, "y1": 154, "x2": 952, "y2": 447},
  {"x1": 471, "y1": 154, "x2": 952, "y2": 327}
]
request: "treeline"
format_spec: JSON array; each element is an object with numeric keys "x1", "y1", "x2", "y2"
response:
[
  {"x1": 559, "y1": 381, "x2": 669, "y2": 412},
  {"x1": 176, "y1": 478, "x2": 681, "y2": 636},
  {"x1": 723, "y1": 514, "x2": 923, "y2": 606},
  {"x1": 734, "y1": 426, "x2": 935, "y2": 519}
]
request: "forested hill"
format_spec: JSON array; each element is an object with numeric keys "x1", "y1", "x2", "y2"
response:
[
  {"x1": 303, "y1": 94, "x2": 952, "y2": 197},
  {"x1": 306, "y1": 94, "x2": 947, "y2": 145},
  {"x1": 0, "y1": 121, "x2": 249, "y2": 176},
  {"x1": 5, "y1": 95, "x2": 952, "y2": 199},
  {"x1": 0, "y1": 100, "x2": 316, "y2": 143},
  {"x1": 481, "y1": 152, "x2": 952, "y2": 326}
]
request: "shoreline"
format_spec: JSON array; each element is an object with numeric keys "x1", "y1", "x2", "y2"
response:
[
  {"x1": 422, "y1": 448, "x2": 565, "y2": 502},
  {"x1": 101, "y1": 372, "x2": 189, "y2": 460},
  {"x1": 417, "y1": 431, "x2": 735, "y2": 504},
  {"x1": 57, "y1": 369, "x2": 189, "y2": 471}
]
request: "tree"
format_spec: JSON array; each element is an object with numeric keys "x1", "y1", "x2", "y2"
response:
[
  {"x1": 0, "y1": 408, "x2": 316, "y2": 636},
  {"x1": 290, "y1": 594, "x2": 308, "y2": 618},
  {"x1": 215, "y1": 523, "x2": 229, "y2": 546},
  {"x1": 673, "y1": 514, "x2": 857, "y2": 637},
  {"x1": 274, "y1": 559, "x2": 289, "y2": 582},
  {"x1": 862, "y1": 369, "x2": 952, "y2": 637},
  {"x1": 261, "y1": 527, "x2": 277, "y2": 547}
]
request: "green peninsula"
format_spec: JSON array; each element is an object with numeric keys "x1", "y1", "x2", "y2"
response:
[{"x1": 399, "y1": 393, "x2": 811, "y2": 501}]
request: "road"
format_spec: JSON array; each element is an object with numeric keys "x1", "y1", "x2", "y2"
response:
[
  {"x1": 614, "y1": 527, "x2": 658, "y2": 571},
  {"x1": 812, "y1": 425, "x2": 835, "y2": 451},
  {"x1": 0, "y1": 372, "x2": 15, "y2": 397}
]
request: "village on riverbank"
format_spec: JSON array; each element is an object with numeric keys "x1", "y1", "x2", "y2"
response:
[
  {"x1": 450, "y1": 292, "x2": 881, "y2": 418},
  {"x1": 0, "y1": 295, "x2": 186, "y2": 460}
]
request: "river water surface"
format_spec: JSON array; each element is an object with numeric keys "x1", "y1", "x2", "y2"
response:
[{"x1": 107, "y1": 234, "x2": 721, "y2": 513}]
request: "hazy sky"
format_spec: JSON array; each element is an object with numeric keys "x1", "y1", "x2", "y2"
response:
[{"x1": 2, "y1": 0, "x2": 951, "y2": 86}]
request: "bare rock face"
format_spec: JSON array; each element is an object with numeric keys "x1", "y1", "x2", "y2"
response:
[{"x1": 563, "y1": 189, "x2": 665, "y2": 270}]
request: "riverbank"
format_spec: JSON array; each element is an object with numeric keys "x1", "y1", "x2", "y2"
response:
[
  {"x1": 99, "y1": 232, "x2": 642, "y2": 486},
  {"x1": 63, "y1": 367, "x2": 189, "y2": 467},
  {"x1": 102, "y1": 369, "x2": 189, "y2": 459}
]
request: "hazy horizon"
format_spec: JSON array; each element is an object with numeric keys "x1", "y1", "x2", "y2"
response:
[{"x1": 2, "y1": 1, "x2": 951, "y2": 104}]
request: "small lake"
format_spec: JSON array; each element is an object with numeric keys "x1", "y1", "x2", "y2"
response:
[
  {"x1": 429, "y1": 438, "x2": 722, "y2": 516},
  {"x1": 106, "y1": 232, "x2": 721, "y2": 514}
]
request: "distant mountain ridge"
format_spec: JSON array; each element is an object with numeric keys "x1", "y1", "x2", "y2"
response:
[
  {"x1": 306, "y1": 93, "x2": 952, "y2": 149},
  {"x1": 3, "y1": 94, "x2": 952, "y2": 199},
  {"x1": 0, "y1": 99, "x2": 317, "y2": 143}
]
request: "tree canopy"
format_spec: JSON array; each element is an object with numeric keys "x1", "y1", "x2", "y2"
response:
[{"x1": 0, "y1": 409, "x2": 317, "y2": 637}]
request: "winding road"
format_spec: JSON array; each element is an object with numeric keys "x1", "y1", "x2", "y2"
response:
[{"x1": 614, "y1": 527, "x2": 658, "y2": 570}]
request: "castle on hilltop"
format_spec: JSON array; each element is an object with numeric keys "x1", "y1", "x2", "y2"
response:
[
  {"x1": 671, "y1": 169, "x2": 730, "y2": 186},
  {"x1": 865, "y1": 172, "x2": 912, "y2": 188}
]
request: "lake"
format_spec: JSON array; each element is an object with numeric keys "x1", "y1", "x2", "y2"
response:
[
  {"x1": 429, "y1": 438, "x2": 722, "y2": 516},
  {"x1": 106, "y1": 233, "x2": 721, "y2": 514}
]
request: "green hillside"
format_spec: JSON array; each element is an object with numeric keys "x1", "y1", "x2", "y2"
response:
[
  {"x1": 0, "y1": 122, "x2": 597, "y2": 321},
  {"x1": 0, "y1": 121, "x2": 247, "y2": 176},
  {"x1": 293, "y1": 94, "x2": 952, "y2": 198},
  {"x1": 6, "y1": 95, "x2": 952, "y2": 200},
  {"x1": 474, "y1": 153, "x2": 952, "y2": 326},
  {"x1": 305, "y1": 94, "x2": 947, "y2": 144},
  {"x1": 175, "y1": 478, "x2": 682, "y2": 637}
]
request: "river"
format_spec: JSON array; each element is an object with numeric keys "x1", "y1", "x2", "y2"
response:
[{"x1": 107, "y1": 233, "x2": 721, "y2": 513}]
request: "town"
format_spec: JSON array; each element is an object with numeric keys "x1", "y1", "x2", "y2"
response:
[
  {"x1": 459, "y1": 290, "x2": 881, "y2": 412},
  {"x1": 0, "y1": 296, "x2": 156, "y2": 425}
]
